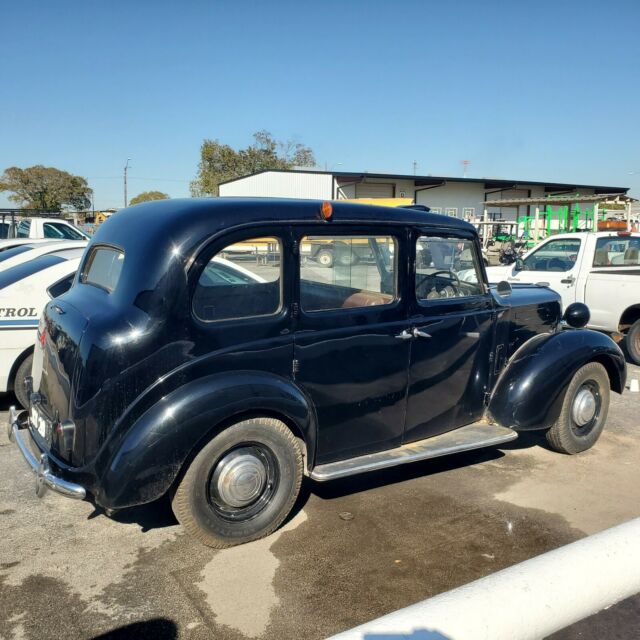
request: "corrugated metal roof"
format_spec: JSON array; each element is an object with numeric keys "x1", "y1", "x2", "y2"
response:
[{"x1": 218, "y1": 169, "x2": 629, "y2": 194}]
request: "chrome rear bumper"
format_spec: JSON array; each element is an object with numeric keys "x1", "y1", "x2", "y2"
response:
[{"x1": 7, "y1": 405, "x2": 86, "y2": 500}]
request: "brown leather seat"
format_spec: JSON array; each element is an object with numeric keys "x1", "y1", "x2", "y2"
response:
[{"x1": 342, "y1": 291, "x2": 393, "y2": 308}]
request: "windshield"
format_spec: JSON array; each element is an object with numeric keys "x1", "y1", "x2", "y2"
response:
[{"x1": 43, "y1": 222, "x2": 86, "y2": 240}]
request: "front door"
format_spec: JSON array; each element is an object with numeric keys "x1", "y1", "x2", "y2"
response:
[
  {"x1": 506, "y1": 236, "x2": 585, "y2": 310},
  {"x1": 293, "y1": 228, "x2": 411, "y2": 465},
  {"x1": 404, "y1": 231, "x2": 495, "y2": 443}
]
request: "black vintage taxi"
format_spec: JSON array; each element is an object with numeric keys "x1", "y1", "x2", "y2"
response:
[{"x1": 9, "y1": 198, "x2": 626, "y2": 547}]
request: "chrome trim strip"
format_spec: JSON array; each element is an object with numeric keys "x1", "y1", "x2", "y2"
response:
[
  {"x1": 10, "y1": 415, "x2": 86, "y2": 500},
  {"x1": 310, "y1": 422, "x2": 518, "y2": 482}
]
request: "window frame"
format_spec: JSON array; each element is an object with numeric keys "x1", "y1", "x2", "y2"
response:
[
  {"x1": 296, "y1": 228, "x2": 402, "y2": 316},
  {"x1": 522, "y1": 237, "x2": 582, "y2": 273},
  {"x1": 190, "y1": 231, "x2": 285, "y2": 325},
  {"x1": 80, "y1": 243, "x2": 125, "y2": 293},
  {"x1": 592, "y1": 236, "x2": 640, "y2": 268},
  {"x1": 414, "y1": 230, "x2": 489, "y2": 308}
]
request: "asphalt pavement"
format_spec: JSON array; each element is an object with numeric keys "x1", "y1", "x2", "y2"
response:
[{"x1": 1, "y1": 365, "x2": 639, "y2": 640}]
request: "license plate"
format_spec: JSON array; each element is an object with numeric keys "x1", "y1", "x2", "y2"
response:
[{"x1": 31, "y1": 407, "x2": 51, "y2": 441}]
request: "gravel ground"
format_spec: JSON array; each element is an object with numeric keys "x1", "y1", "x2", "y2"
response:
[{"x1": 1, "y1": 364, "x2": 639, "y2": 640}]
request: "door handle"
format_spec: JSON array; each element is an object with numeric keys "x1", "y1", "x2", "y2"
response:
[
  {"x1": 395, "y1": 329, "x2": 413, "y2": 340},
  {"x1": 412, "y1": 328, "x2": 432, "y2": 339},
  {"x1": 561, "y1": 276, "x2": 575, "y2": 284}
]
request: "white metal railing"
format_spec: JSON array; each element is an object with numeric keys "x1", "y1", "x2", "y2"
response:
[{"x1": 328, "y1": 517, "x2": 640, "y2": 640}]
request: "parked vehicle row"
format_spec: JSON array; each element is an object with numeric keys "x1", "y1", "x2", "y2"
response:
[
  {"x1": 486, "y1": 231, "x2": 640, "y2": 363},
  {"x1": 7, "y1": 198, "x2": 625, "y2": 550}
]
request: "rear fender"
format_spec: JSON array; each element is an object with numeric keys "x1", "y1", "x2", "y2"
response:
[
  {"x1": 488, "y1": 329, "x2": 625, "y2": 431},
  {"x1": 93, "y1": 372, "x2": 315, "y2": 509}
]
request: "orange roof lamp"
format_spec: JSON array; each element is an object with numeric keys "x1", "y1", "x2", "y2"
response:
[
  {"x1": 598, "y1": 219, "x2": 628, "y2": 231},
  {"x1": 320, "y1": 201, "x2": 333, "y2": 221}
]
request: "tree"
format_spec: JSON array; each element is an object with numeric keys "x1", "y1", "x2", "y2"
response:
[
  {"x1": 129, "y1": 190, "x2": 170, "y2": 206},
  {"x1": 190, "y1": 130, "x2": 316, "y2": 197},
  {"x1": 0, "y1": 165, "x2": 92, "y2": 211}
]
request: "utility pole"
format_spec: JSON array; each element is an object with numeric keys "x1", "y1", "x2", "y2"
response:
[
  {"x1": 123, "y1": 158, "x2": 131, "y2": 208},
  {"x1": 462, "y1": 159, "x2": 470, "y2": 178}
]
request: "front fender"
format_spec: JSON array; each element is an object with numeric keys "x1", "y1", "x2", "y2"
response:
[
  {"x1": 488, "y1": 329, "x2": 626, "y2": 431},
  {"x1": 92, "y1": 371, "x2": 315, "y2": 509}
]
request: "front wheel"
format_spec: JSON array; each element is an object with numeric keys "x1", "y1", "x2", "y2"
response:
[
  {"x1": 546, "y1": 362, "x2": 610, "y2": 455},
  {"x1": 171, "y1": 417, "x2": 303, "y2": 548},
  {"x1": 625, "y1": 320, "x2": 640, "y2": 365}
]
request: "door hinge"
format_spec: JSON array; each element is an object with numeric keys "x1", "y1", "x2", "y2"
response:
[
  {"x1": 292, "y1": 241, "x2": 299, "y2": 256},
  {"x1": 292, "y1": 359, "x2": 300, "y2": 376},
  {"x1": 483, "y1": 391, "x2": 491, "y2": 406},
  {"x1": 291, "y1": 302, "x2": 299, "y2": 318}
]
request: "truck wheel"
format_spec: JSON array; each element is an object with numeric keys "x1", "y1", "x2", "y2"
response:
[
  {"x1": 546, "y1": 362, "x2": 610, "y2": 455},
  {"x1": 14, "y1": 354, "x2": 33, "y2": 409},
  {"x1": 625, "y1": 320, "x2": 640, "y2": 365},
  {"x1": 336, "y1": 251, "x2": 359, "y2": 267},
  {"x1": 317, "y1": 249, "x2": 334, "y2": 268},
  {"x1": 171, "y1": 417, "x2": 303, "y2": 548}
]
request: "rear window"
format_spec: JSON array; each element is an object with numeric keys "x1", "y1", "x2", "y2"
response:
[
  {"x1": 81, "y1": 246, "x2": 124, "y2": 292},
  {"x1": 0, "y1": 244, "x2": 36, "y2": 262},
  {"x1": 0, "y1": 254, "x2": 66, "y2": 290}
]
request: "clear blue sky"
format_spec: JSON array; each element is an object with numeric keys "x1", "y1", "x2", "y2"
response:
[{"x1": 1, "y1": 0, "x2": 639, "y2": 209}]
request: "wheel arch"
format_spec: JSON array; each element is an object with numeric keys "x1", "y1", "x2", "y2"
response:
[
  {"x1": 488, "y1": 330, "x2": 626, "y2": 431},
  {"x1": 8, "y1": 345, "x2": 34, "y2": 391},
  {"x1": 93, "y1": 372, "x2": 316, "y2": 510},
  {"x1": 618, "y1": 305, "x2": 640, "y2": 332}
]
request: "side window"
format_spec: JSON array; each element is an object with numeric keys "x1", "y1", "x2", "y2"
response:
[
  {"x1": 47, "y1": 274, "x2": 75, "y2": 298},
  {"x1": 522, "y1": 239, "x2": 581, "y2": 272},
  {"x1": 193, "y1": 237, "x2": 281, "y2": 322},
  {"x1": 416, "y1": 236, "x2": 484, "y2": 300},
  {"x1": 300, "y1": 235, "x2": 396, "y2": 312},
  {"x1": 16, "y1": 220, "x2": 31, "y2": 238},
  {"x1": 44, "y1": 222, "x2": 85, "y2": 240},
  {"x1": 593, "y1": 237, "x2": 640, "y2": 267}
]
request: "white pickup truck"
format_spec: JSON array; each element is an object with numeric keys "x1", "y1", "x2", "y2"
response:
[
  {"x1": 486, "y1": 231, "x2": 640, "y2": 363},
  {"x1": 1, "y1": 217, "x2": 89, "y2": 240}
]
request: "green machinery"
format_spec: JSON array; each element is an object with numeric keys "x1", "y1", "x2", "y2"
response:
[{"x1": 517, "y1": 204, "x2": 599, "y2": 248}]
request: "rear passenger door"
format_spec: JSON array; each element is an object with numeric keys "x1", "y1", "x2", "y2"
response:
[{"x1": 293, "y1": 227, "x2": 411, "y2": 465}]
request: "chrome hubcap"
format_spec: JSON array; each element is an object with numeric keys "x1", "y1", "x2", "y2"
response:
[
  {"x1": 572, "y1": 387, "x2": 597, "y2": 426},
  {"x1": 212, "y1": 449, "x2": 267, "y2": 508}
]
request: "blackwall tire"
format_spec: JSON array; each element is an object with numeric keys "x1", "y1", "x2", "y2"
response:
[
  {"x1": 14, "y1": 354, "x2": 33, "y2": 409},
  {"x1": 171, "y1": 417, "x2": 303, "y2": 548},
  {"x1": 625, "y1": 320, "x2": 640, "y2": 365},
  {"x1": 546, "y1": 362, "x2": 610, "y2": 455}
]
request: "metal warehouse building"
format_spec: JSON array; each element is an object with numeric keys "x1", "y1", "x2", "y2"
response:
[{"x1": 219, "y1": 169, "x2": 629, "y2": 221}]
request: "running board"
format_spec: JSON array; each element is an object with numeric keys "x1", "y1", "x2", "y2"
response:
[{"x1": 309, "y1": 422, "x2": 517, "y2": 482}]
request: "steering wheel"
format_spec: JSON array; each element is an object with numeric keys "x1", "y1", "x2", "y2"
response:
[{"x1": 417, "y1": 269, "x2": 461, "y2": 297}]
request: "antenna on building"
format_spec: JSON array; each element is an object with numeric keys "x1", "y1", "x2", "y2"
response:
[
  {"x1": 413, "y1": 161, "x2": 418, "y2": 176},
  {"x1": 462, "y1": 160, "x2": 470, "y2": 179}
]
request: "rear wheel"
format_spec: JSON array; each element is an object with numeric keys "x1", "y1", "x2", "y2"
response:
[
  {"x1": 546, "y1": 362, "x2": 610, "y2": 455},
  {"x1": 14, "y1": 354, "x2": 33, "y2": 409},
  {"x1": 625, "y1": 320, "x2": 640, "y2": 365},
  {"x1": 171, "y1": 417, "x2": 303, "y2": 548},
  {"x1": 316, "y1": 248, "x2": 334, "y2": 268}
]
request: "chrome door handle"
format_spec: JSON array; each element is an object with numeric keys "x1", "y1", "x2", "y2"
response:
[
  {"x1": 395, "y1": 329, "x2": 413, "y2": 340},
  {"x1": 52, "y1": 304, "x2": 65, "y2": 315},
  {"x1": 561, "y1": 276, "x2": 575, "y2": 284},
  {"x1": 412, "y1": 328, "x2": 432, "y2": 339}
]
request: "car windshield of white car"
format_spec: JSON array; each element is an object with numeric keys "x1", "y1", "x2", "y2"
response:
[{"x1": 0, "y1": 254, "x2": 68, "y2": 290}]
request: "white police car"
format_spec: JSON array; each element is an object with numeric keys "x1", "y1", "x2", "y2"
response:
[{"x1": 0, "y1": 248, "x2": 84, "y2": 407}]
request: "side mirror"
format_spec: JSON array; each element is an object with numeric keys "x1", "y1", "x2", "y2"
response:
[
  {"x1": 514, "y1": 257, "x2": 525, "y2": 272},
  {"x1": 563, "y1": 302, "x2": 590, "y2": 328},
  {"x1": 496, "y1": 280, "x2": 512, "y2": 297}
]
